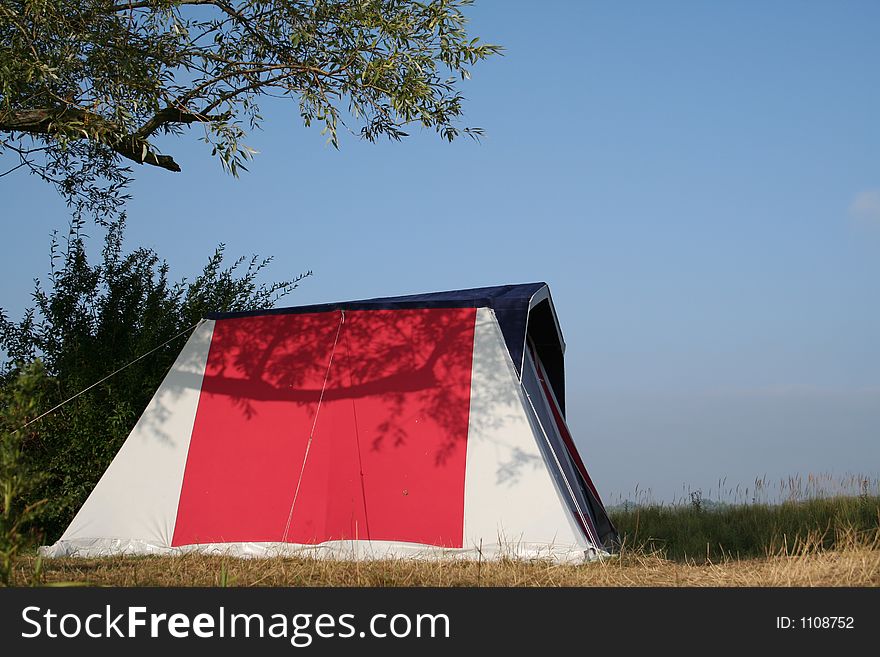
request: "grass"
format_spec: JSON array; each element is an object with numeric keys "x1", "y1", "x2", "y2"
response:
[
  {"x1": 611, "y1": 495, "x2": 880, "y2": 562},
  {"x1": 9, "y1": 527, "x2": 879, "y2": 586},
  {"x1": 7, "y1": 475, "x2": 879, "y2": 587}
]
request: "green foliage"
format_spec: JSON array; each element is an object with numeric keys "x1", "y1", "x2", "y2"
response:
[
  {"x1": 611, "y1": 495, "x2": 880, "y2": 562},
  {"x1": 0, "y1": 217, "x2": 309, "y2": 539},
  {"x1": 0, "y1": 361, "x2": 51, "y2": 585},
  {"x1": 0, "y1": 0, "x2": 501, "y2": 219}
]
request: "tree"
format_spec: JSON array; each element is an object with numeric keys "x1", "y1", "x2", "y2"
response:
[
  {"x1": 0, "y1": 217, "x2": 309, "y2": 538},
  {"x1": 0, "y1": 0, "x2": 500, "y2": 218}
]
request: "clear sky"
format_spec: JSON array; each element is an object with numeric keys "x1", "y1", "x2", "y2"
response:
[{"x1": 2, "y1": 1, "x2": 878, "y2": 503}]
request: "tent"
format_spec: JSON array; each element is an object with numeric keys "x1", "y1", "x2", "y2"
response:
[{"x1": 41, "y1": 283, "x2": 617, "y2": 561}]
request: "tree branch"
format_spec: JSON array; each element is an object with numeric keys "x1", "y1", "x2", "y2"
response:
[
  {"x1": 0, "y1": 109, "x2": 183, "y2": 171},
  {"x1": 179, "y1": 62, "x2": 336, "y2": 106},
  {"x1": 135, "y1": 106, "x2": 229, "y2": 139},
  {"x1": 0, "y1": 161, "x2": 30, "y2": 178},
  {"x1": 111, "y1": 0, "x2": 217, "y2": 11},
  {"x1": 199, "y1": 72, "x2": 296, "y2": 115}
]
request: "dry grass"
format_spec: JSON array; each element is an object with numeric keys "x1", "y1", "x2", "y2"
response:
[{"x1": 10, "y1": 531, "x2": 880, "y2": 587}]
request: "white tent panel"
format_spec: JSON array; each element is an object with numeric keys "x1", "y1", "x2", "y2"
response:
[
  {"x1": 462, "y1": 308, "x2": 588, "y2": 561},
  {"x1": 43, "y1": 320, "x2": 216, "y2": 555}
]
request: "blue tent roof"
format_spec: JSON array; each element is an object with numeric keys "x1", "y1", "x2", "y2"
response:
[{"x1": 206, "y1": 282, "x2": 567, "y2": 413}]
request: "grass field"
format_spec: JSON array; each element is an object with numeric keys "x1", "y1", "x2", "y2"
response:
[
  {"x1": 9, "y1": 491, "x2": 880, "y2": 587},
  {"x1": 9, "y1": 530, "x2": 879, "y2": 587}
]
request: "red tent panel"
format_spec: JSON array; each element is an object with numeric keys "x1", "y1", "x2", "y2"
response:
[{"x1": 172, "y1": 308, "x2": 477, "y2": 547}]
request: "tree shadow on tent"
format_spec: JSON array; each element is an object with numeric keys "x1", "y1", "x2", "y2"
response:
[{"x1": 141, "y1": 307, "x2": 542, "y2": 488}]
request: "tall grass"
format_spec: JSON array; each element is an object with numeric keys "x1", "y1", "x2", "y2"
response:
[
  {"x1": 612, "y1": 472, "x2": 879, "y2": 508},
  {"x1": 610, "y1": 477, "x2": 880, "y2": 562}
]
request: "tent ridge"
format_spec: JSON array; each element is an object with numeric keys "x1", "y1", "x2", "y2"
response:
[{"x1": 203, "y1": 282, "x2": 549, "y2": 320}]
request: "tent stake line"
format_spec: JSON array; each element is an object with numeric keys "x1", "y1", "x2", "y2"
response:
[{"x1": 17, "y1": 320, "x2": 205, "y2": 433}]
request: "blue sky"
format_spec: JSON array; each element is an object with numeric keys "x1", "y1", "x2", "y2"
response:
[{"x1": 2, "y1": 1, "x2": 879, "y2": 502}]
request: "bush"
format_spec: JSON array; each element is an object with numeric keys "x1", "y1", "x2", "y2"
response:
[
  {"x1": 0, "y1": 217, "x2": 309, "y2": 541},
  {"x1": 0, "y1": 362, "x2": 51, "y2": 585}
]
